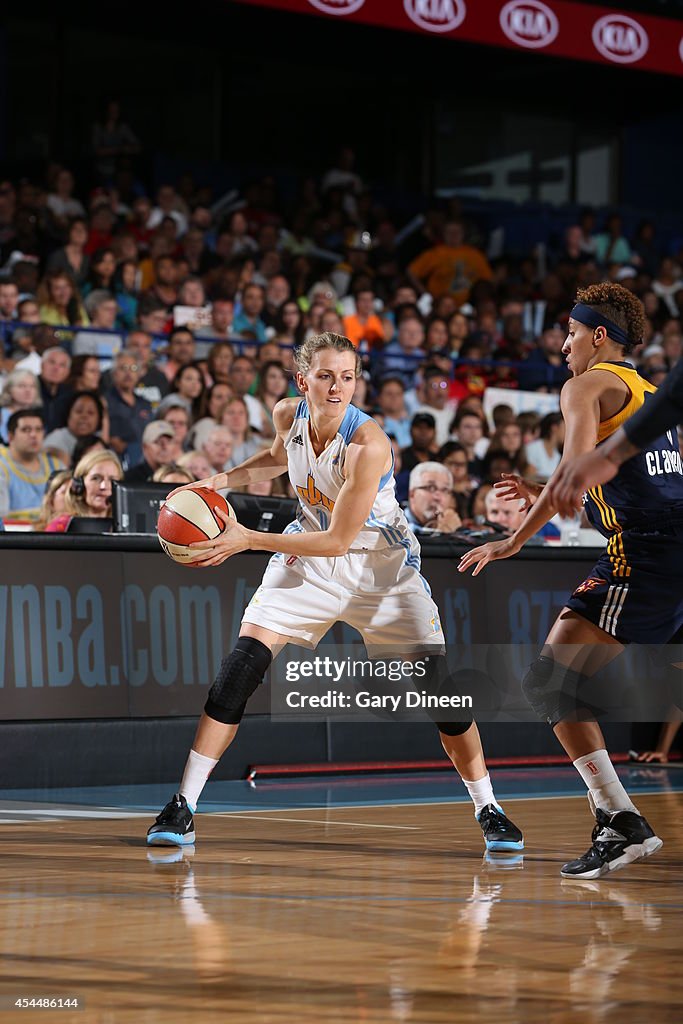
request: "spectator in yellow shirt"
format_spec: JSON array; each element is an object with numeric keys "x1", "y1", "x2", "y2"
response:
[
  {"x1": 408, "y1": 221, "x2": 493, "y2": 305},
  {"x1": 37, "y1": 271, "x2": 89, "y2": 333}
]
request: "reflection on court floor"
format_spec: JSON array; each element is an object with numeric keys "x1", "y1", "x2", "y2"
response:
[{"x1": 0, "y1": 768, "x2": 681, "y2": 1024}]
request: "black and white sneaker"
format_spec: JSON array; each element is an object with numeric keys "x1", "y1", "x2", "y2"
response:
[
  {"x1": 476, "y1": 804, "x2": 524, "y2": 852},
  {"x1": 147, "y1": 793, "x2": 196, "y2": 847},
  {"x1": 561, "y1": 808, "x2": 662, "y2": 879}
]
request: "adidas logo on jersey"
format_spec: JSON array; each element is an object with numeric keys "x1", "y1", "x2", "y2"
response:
[{"x1": 292, "y1": 435, "x2": 304, "y2": 446}]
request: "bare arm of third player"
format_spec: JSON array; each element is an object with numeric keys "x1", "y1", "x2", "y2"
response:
[{"x1": 549, "y1": 357, "x2": 683, "y2": 517}]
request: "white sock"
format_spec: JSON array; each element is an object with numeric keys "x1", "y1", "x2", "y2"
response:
[
  {"x1": 180, "y1": 749, "x2": 219, "y2": 812},
  {"x1": 462, "y1": 773, "x2": 498, "y2": 816},
  {"x1": 573, "y1": 749, "x2": 638, "y2": 815}
]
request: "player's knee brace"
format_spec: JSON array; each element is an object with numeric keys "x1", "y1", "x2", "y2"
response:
[
  {"x1": 420, "y1": 654, "x2": 474, "y2": 735},
  {"x1": 435, "y1": 719, "x2": 473, "y2": 737},
  {"x1": 521, "y1": 655, "x2": 588, "y2": 726},
  {"x1": 204, "y1": 637, "x2": 272, "y2": 725}
]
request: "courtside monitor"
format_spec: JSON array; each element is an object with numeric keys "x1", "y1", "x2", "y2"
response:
[
  {"x1": 112, "y1": 481, "x2": 172, "y2": 534},
  {"x1": 226, "y1": 493, "x2": 298, "y2": 533},
  {"x1": 112, "y1": 483, "x2": 298, "y2": 535}
]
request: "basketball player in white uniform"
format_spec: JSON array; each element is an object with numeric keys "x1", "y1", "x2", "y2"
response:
[{"x1": 147, "y1": 333, "x2": 523, "y2": 852}]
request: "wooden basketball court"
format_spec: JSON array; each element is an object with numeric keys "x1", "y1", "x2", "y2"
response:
[{"x1": 1, "y1": 787, "x2": 681, "y2": 1023}]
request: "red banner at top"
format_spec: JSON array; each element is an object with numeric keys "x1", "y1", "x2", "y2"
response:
[{"x1": 238, "y1": 0, "x2": 683, "y2": 76}]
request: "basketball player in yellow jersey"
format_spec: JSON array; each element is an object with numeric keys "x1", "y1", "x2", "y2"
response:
[
  {"x1": 147, "y1": 333, "x2": 523, "y2": 852},
  {"x1": 460, "y1": 283, "x2": 683, "y2": 878}
]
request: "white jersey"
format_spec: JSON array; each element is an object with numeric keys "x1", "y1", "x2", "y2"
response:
[
  {"x1": 284, "y1": 400, "x2": 419, "y2": 558},
  {"x1": 242, "y1": 400, "x2": 444, "y2": 649}
]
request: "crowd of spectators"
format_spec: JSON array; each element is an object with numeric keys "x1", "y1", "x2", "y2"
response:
[{"x1": 0, "y1": 148, "x2": 682, "y2": 534}]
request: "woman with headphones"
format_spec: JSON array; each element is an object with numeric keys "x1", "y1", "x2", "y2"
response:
[{"x1": 45, "y1": 449, "x2": 122, "y2": 533}]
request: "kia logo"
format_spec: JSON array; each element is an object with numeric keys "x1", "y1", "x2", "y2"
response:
[
  {"x1": 307, "y1": 0, "x2": 366, "y2": 15},
  {"x1": 404, "y1": 0, "x2": 467, "y2": 34},
  {"x1": 592, "y1": 14, "x2": 649, "y2": 64},
  {"x1": 500, "y1": 1, "x2": 559, "y2": 49}
]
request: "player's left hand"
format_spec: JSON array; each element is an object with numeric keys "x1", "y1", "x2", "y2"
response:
[
  {"x1": 187, "y1": 508, "x2": 250, "y2": 566},
  {"x1": 457, "y1": 536, "x2": 521, "y2": 577}
]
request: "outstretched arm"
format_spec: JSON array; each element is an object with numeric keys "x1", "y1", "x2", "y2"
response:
[
  {"x1": 625, "y1": 358, "x2": 683, "y2": 450},
  {"x1": 459, "y1": 377, "x2": 600, "y2": 576}
]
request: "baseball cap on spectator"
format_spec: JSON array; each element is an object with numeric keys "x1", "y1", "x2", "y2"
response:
[
  {"x1": 411, "y1": 412, "x2": 436, "y2": 429},
  {"x1": 154, "y1": 394, "x2": 191, "y2": 417},
  {"x1": 616, "y1": 266, "x2": 637, "y2": 281},
  {"x1": 143, "y1": 421, "x2": 175, "y2": 444},
  {"x1": 642, "y1": 344, "x2": 665, "y2": 359}
]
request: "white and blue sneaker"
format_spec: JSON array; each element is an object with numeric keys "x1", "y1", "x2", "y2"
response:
[
  {"x1": 477, "y1": 804, "x2": 524, "y2": 852},
  {"x1": 147, "y1": 793, "x2": 196, "y2": 847}
]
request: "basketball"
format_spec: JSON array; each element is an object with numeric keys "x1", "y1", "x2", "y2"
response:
[{"x1": 157, "y1": 486, "x2": 236, "y2": 564}]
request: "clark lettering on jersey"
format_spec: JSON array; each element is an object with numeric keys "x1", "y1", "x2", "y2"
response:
[{"x1": 645, "y1": 447, "x2": 683, "y2": 477}]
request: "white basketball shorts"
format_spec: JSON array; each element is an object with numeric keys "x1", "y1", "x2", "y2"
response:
[{"x1": 241, "y1": 547, "x2": 445, "y2": 652}]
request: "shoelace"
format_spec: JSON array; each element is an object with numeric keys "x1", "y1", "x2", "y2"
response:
[
  {"x1": 479, "y1": 807, "x2": 504, "y2": 831},
  {"x1": 156, "y1": 799, "x2": 184, "y2": 824}
]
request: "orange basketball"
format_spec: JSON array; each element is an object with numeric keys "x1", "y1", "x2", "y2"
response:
[{"x1": 157, "y1": 486, "x2": 236, "y2": 564}]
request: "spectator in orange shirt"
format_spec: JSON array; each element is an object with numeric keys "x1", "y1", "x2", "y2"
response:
[
  {"x1": 408, "y1": 221, "x2": 493, "y2": 305},
  {"x1": 342, "y1": 287, "x2": 388, "y2": 350}
]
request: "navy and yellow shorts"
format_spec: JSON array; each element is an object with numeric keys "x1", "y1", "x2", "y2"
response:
[{"x1": 566, "y1": 525, "x2": 683, "y2": 645}]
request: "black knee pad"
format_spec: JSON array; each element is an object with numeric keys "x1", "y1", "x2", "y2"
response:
[
  {"x1": 204, "y1": 637, "x2": 272, "y2": 725},
  {"x1": 521, "y1": 655, "x2": 588, "y2": 726},
  {"x1": 435, "y1": 719, "x2": 473, "y2": 737},
  {"x1": 419, "y1": 655, "x2": 474, "y2": 733}
]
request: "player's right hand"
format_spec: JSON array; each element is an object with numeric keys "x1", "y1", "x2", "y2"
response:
[{"x1": 457, "y1": 536, "x2": 521, "y2": 577}]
